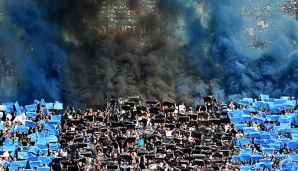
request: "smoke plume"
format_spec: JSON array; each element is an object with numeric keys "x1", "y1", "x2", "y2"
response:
[
  {"x1": 54, "y1": 0, "x2": 181, "y2": 107},
  {"x1": 1, "y1": 0, "x2": 298, "y2": 106},
  {"x1": 160, "y1": 0, "x2": 298, "y2": 103},
  {"x1": 0, "y1": 0, "x2": 67, "y2": 103}
]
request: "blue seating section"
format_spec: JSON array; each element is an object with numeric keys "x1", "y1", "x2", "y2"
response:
[
  {"x1": 232, "y1": 95, "x2": 298, "y2": 170},
  {"x1": 0, "y1": 100, "x2": 63, "y2": 170}
]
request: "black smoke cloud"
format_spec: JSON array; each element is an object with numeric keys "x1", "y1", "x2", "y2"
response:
[{"x1": 55, "y1": 0, "x2": 180, "y2": 107}]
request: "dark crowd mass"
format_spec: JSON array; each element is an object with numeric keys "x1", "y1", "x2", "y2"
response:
[{"x1": 0, "y1": 95, "x2": 298, "y2": 171}]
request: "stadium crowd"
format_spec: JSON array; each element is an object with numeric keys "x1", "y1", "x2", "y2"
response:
[{"x1": 0, "y1": 95, "x2": 297, "y2": 171}]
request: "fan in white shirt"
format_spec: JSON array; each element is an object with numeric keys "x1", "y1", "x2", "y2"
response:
[{"x1": 165, "y1": 128, "x2": 173, "y2": 137}]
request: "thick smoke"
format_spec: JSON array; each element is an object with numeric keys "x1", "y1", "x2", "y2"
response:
[
  {"x1": 56, "y1": 0, "x2": 180, "y2": 107},
  {"x1": 2, "y1": 0, "x2": 298, "y2": 106},
  {"x1": 211, "y1": 0, "x2": 298, "y2": 101},
  {"x1": 160, "y1": 0, "x2": 298, "y2": 103},
  {"x1": 158, "y1": 0, "x2": 226, "y2": 104},
  {"x1": 0, "y1": 0, "x2": 67, "y2": 103}
]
